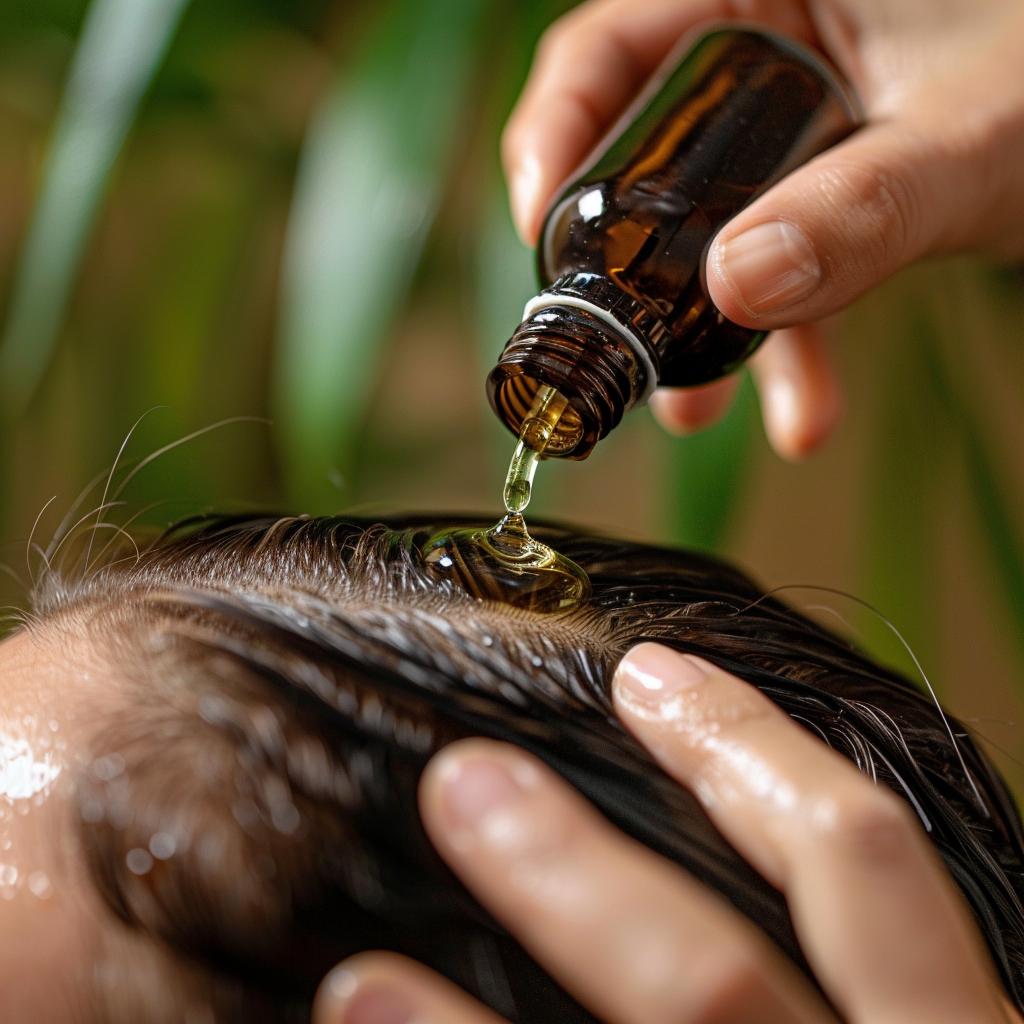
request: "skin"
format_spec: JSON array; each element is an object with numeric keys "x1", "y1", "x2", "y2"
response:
[
  {"x1": 0, "y1": 630, "x2": 202, "y2": 1024},
  {"x1": 314, "y1": 642, "x2": 1024, "y2": 1024},
  {"x1": 0, "y1": 632, "x2": 105, "y2": 1023},
  {"x1": 497, "y1": 0, "x2": 1024, "y2": 460}
]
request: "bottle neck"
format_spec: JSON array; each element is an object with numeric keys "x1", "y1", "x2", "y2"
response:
[{"x1": 487, "y1": 274, "x2": 661, "y2": 460}]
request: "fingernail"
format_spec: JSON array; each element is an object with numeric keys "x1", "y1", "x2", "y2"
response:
[
  {"x1": 649, "y1": 377, "x2": 739, "y2": 434},
  {"x1": 614, "y1": 644, "x2": 711, "y2": 709},
  {"x1": 509, "y1": 153, "x2": 542, "y2": 241},
  {"x1": 321, "y1": 971, "x2": 422, "y2": 1024},
  {"x1": 345, "y1": 987, "x2": 419, "y2": 1024},
  {"x1": 439, "y1": 755, "x2": 528, "y2": 831},
  {"x1": 712, "y1": 221, "x2": 820, "y2": 316}
]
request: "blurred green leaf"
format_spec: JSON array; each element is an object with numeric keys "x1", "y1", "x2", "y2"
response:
[
  {"x1": 274, "y1": 0, "x2": 489, "y2": 512},
  {"x1": 0, "y1": 0, "x2": 191, "y2": 417},
  {"x1": 669, "y1": 371, "x2": 757, "y2": 551}
]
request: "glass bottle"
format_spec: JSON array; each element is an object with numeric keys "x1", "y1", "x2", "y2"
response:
[{"x1": 487, "y1": 26, "x2": 861, "y2": 460}]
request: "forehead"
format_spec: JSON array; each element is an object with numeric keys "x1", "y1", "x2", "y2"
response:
[
  {"x1": 0, "y1": 630, "x2": 105, "y2": 726},
  {"x1": 0, "y1": 628, "x2": 121, "y2": 833},
  {"x1": 0, "y1": 631, "x2": 115, "y2": 1024}
]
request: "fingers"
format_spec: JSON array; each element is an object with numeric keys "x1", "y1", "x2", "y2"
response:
[
  {"x1": 704, "y1": 113, "x2": 999, "y2": 329},
  {"x1": 420, "y1": 738, "x2": 828, "y2": 1024},
  {"x1": 502, "y1": 0, "x2": 816, "y2": 243},
  {"x1": 649, "y1": 326, "x2": 843, "y2": 459},
  {"x1": 649, "y1": 375, "x2": 740, "y2": 435},
  {"x1": 749, "y1": 325, "x2": 843, "y2": 460},
  {"x1": 613, "y1": 644, "x2": 1010, "y2": 1024},
  {"x1": 314, "y1": 951, "x2": 506, "y2": 1024}
]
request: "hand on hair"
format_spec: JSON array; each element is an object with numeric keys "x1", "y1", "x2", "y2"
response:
[
  {"x1": 312, "y1": 643, "x2": 1023, "y2": 1024},
  {"x1": 498, "y1": 0, "x2": 1024, "y2": 460}
]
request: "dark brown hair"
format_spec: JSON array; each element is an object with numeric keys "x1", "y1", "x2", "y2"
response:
[{"x1": 35, "y1": 514, "x2": 1024, "y2": 1023}]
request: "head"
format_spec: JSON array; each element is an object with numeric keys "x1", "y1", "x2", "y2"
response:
[{"x1": 1, "y1": 513, "x2": 1023, "y2": 1023}]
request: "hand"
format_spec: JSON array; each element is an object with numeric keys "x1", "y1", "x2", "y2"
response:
[
  {"x1": 500, "y1": 0, "x2": 1024, "y2": 460},
  {"x1": 312, "y1": 643, "x2": 1023, "y2": 1024}
]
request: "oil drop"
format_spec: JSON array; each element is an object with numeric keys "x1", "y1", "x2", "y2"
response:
[{"x1": 421, "y1": 386, "x2": 590, "y2": 613}]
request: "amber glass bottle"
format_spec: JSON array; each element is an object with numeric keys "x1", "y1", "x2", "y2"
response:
[{"x1": 487, "y1": 26, "x2": 860, "y2": 460}]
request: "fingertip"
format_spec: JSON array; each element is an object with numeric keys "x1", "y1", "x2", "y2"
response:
[
  {"x1": 499, "y1": 112, "x2": 544, "y2": 245},
  {"x1": 612, "y1": 642, "x2": 701, "y2": 709},
  {"x1": 649, "y1": 375, "x2": 740, "y2": 435},
  {"x1": 313, "y1": 953, "x2": 421, "y2": 1024},
  {"x1": 500, "y1": 112, "x2": 568, "y2": 246},
  {"x1": 507, "y1": 152, "x2": 544, "y2": 246},
  {"x1": 315, "y1": 952, "x2": 502, "y2": 1024},
  {"x1": 751, "y1": 325, "x2": 843, "y2": 460},
  {"x1": 315, "y1": 964, "x2": 356, "y2": 1023},
  {"x1": 615, "y1": 640, "x2": 674, "y2": 679},
  {"x1": 420, "y1": 738, "x2": 527, "y2": 798},
  {"x1": 418, "y1": 739, "x2": 543, "y2": 853},
  {"x1": 761, "y1": 378, "x2": 842, "y2": 461},
  {"x1": 702, "y1": 117, "x2": 983, "y2": 327}
]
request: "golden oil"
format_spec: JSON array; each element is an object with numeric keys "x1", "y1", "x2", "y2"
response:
[
  {"x1": 421, "y1": 385, "x2": 590, "y2": 613},
  {"x1": 502, "y1": 384, "x2": 568, "y2": 514}
]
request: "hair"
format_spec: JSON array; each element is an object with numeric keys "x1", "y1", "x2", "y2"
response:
[{"x1": 28, "y1": 513, "x2": 1024, "y2": 1023}]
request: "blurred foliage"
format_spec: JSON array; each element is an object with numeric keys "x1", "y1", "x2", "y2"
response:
[
  {"x1": 0, "y1": 0, "x2": 191, "y2": 414},
  {"x1": 274, "y1": 0, "x2": 490, "y2": 510},
  {"x1": 1, "y1": 0, "x2": 1024, "y2": 785}
]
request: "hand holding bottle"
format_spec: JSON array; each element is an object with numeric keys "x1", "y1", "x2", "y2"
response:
[{"x1": 501, "y1": 0, "x2": 1024, "y2": 459}]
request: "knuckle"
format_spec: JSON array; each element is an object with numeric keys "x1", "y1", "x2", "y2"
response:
[
  {"x1": 817, "y1": 158, "x2": 921, "y2": 272},
  {"x1": 813, "y1": 786, "x2": 917, "y2": 860},
  {"x1": 934, "y1": 111, "x2": 1023, "y2": 248},
  {"x1": 685, "y1": 946, "x2": 771, "y2": 1023}
]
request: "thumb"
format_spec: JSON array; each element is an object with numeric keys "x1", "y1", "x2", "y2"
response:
[{"x1": 705, "y1": 119, "x2": 980, "y2": 328}]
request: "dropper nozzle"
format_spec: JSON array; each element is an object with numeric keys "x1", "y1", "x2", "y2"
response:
[{"x1": 502, "y1": 385, "x2": 569, "y2": 514}]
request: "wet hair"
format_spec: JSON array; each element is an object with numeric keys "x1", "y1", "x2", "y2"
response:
[{"x1": 32, "y1": 514, "x2": 1024, "y2": 1022}]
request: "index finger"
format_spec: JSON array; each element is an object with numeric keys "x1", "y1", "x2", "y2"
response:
[
  {"x1": 612, "y1": 643, "x2": 1010, "y2": 1024},
  {"x1": 419, "y1": 738, "x2": 828, "y2": 1024},
  {"x1": 502, "y1": 0, "x2": 817, "y2": 243}
]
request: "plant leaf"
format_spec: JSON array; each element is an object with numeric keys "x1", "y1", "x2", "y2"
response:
[
  {"x1": 274, "y1": 0, "x2": 489, "y2": 512},
  {"x1": 0, "y1": 0, "x2": 192, "y2": 418}
]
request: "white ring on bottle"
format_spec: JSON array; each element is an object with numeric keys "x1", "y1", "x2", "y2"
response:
[{"x1": 522, "y1": 293, "x2": 658, "y2": 409}]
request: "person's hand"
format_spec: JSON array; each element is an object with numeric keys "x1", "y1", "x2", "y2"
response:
[
  {"x1": 500, "y1": 0, "x2": 1024, "y2": 460},
  {"x1": 312, "y1": 643, "x2": 1023, "y2": 1024}
]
